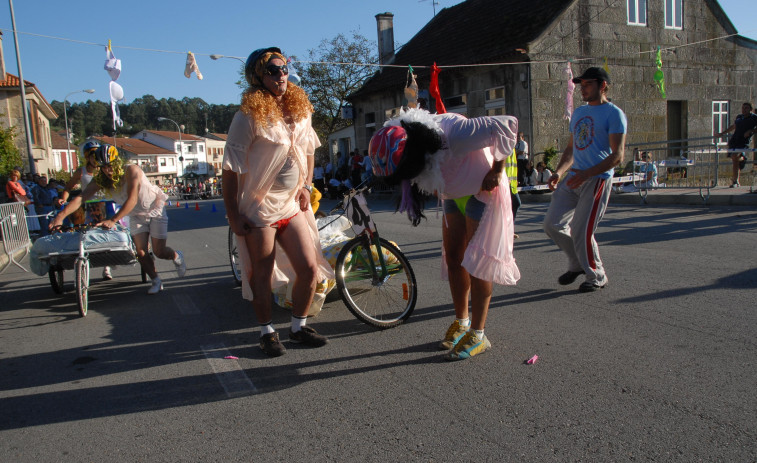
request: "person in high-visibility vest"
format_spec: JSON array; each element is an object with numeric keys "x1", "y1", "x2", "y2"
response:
[{"x1": 504, "y1": 148, "x2": 521, "y2": 239}]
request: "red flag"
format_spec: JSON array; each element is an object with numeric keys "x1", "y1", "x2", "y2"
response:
[{"x1": 429, "y1": 62, "x2": 446, "y2": 114}]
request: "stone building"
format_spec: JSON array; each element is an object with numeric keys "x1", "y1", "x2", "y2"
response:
[{"x1": 348, "y1": 0, "x2": 757, "y2": 161}]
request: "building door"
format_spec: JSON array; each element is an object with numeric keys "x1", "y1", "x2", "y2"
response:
[{"x1": 667, "y1": 101, "x2": 688, "y2": 158}]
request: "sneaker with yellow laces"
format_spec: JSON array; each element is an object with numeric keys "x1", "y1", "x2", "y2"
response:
[
  {"x1": 438, "y1": 319, "x2": 469, "y2": 350},
  {"x1": 444, "y1": 330, "x2": 491, "y2": 361}
]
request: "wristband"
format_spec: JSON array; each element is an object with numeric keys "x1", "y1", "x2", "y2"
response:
[{"x1": 303, "y1": 184, "x2": 313, "y2": 193}]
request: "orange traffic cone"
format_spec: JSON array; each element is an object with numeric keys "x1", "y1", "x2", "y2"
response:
[
  {"x1": 195, "y1": 202, "x2": 200, "y2": 211},
  {"x1": 176, "y1": 201, "x2": 180, "y2": 207}
]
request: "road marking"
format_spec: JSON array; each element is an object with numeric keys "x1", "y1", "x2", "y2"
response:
[
  {"x1": 173, "y1": 293, "x2": 200, "y2": 315},
  {"x1": 201, "y1": 343, "x2": 257, "y2": 397}
]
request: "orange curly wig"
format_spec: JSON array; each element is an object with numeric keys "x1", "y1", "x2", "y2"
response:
[{"x1": 240, "y1": 51, "x2": 313, "y2": 127}]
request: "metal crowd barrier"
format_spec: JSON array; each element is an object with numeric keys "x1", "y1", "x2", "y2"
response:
[
  {"x1": 0, "y1": 202, "x2": 31, "y2": 274},
  {"x1": 622, "y1": 136, "x2": 750, "y2": 204}
]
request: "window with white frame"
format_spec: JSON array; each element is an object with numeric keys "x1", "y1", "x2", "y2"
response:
[
  {"x1": 665, "y1": 0, "x2": 682, "y2": 29},
  {"x1": 627, "y1": 0, "x2": 647, "y2": 26},
  {"x1": 485, "y1": 87, "x2": 505, "y2": 116},
  {"x1": 712, "y1": 101, "x2": 729, "y2": 145}
]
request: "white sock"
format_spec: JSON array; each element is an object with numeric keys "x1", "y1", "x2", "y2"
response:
[
  {"x1": 291, "y1": 315, "x2": 307, "y2": 333},
  {"x1": 457, "y1": 317, "x2": 470, "y2": 327},
  {"x1": 260, "y1": 322, "x2": 275, "y2": 336},
  {"x1": 474, "y1": 329, "x2": 485, "y2": 340}
]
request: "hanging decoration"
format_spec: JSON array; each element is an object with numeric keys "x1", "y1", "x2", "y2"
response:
[
  {"x1": 404, "y1": 65, "x2": 418, "y2": 108},
  {"x1": 563, "y1": 61, "x2": 575, "y2": 121},
  {"x1": 654, "y1": 46, "x2": 666, "y2": 99},
  {"x1": 603, "y1": 56, "x2": 610, "y2": 74},
  {"x1": 183, "y1": 51, "x2": 203, "y2": 80},
  {"x1": 429, "y1": 62, "x2": 446, "y2": 114},
  {"x1": 286, "y1": 57, "x2": 301, "y2": 85},
  {"x1": 104, "y1": 40, "x2": 124, "y2": 130}
]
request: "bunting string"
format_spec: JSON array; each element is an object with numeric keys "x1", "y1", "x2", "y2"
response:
[{"x1": 0, "y1": 27, "x2": 750, "y2": 71}]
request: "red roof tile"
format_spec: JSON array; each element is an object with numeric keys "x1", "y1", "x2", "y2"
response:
[
  {"x1": 93, "y1": 136, "x2": 175, "y2": 155},
  {"x1": 50, "y1": 132, "x2": 74, "y2": 150},
  {"x1": 146, "y1": 130, "x2": 203, "y2": 141}
]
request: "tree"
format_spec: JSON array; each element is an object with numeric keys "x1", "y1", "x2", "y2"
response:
[
  {"x1": 0, "y1": 122, "x2": 23, "y2": 176},
  {"x1": 297, "y1": 31, "x2": 377, "y2": 154}
]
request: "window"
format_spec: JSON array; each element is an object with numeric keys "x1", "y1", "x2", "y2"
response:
[
  {"x1": 485, "y1": 87, "x2": 504, "y2": 102},
  {"x1": 365, "y1": 112, "x2": 376, "y2": 127},
  {"x1": 627, "y1": 0, "x2": 647, "y2": 26},
  {"x1": 199, "y1": 145, "x2": 204, "y2": 153},
  {"x1": 712, "y1": 101, "x2": 729, "y2": 145},
  {"x1": 160, "y1": 157, "x2": 167, "y2": 167},
  {"x1": 444, "y1": 94, "x2": 467, "y2": 115},
  {"x1": 665, "y1": 0, "x2": 682, "y2": 29},
  {"x1": 485, "y1": 87, "x2": 505, "y2": 116}
]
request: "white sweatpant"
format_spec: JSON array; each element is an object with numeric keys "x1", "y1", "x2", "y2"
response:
[{"x1": 543, "y1": 176, "x2": 612, "y2": 285}]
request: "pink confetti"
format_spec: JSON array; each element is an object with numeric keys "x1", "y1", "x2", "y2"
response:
[
  {"x1": 224, "y1": 356, "x2": 239, "y2": 360},
  {"x1": 525, "y1": 355, "x2": 539, "y2": 365}
]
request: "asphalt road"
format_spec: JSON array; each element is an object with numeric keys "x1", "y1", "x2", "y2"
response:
[{"x1": 1, "y1": 197, "x2": 755, "y2": 462}]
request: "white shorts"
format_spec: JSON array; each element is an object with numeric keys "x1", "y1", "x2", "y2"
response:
[{"x1": 130, "y1": 208, "x2": 168, "y2": 239}]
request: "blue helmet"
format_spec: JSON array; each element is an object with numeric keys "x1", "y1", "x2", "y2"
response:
[
  {"x1": 244, "y1": 47, "x2": 282, "y2": 86},
  {"x1": 94, "y1": 144, "x2": 119, "y2": 167},
  {"x1": 82, "y1": 140, "x2": 100, "y2": 159}
]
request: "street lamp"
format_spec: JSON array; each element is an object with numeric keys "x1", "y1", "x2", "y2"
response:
[
  {"x1": 157, "y1": 117, "x2": 184, "y2": 180},
  {"x1": 210, "y1": 54, "x2": 245, "y2": 64},
  {"x1": 63, "y1": 89, "x2": 95, "y2": 173}
]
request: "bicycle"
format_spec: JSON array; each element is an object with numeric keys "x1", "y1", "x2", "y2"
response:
[
  {"x1": 227, "y1": 182, "x2": 417, "y2": 329},
  {"x1": 41, "y1": 222, "x2": 138, "y2": 317}
]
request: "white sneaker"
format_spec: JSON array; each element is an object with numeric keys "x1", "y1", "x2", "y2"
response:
[
  {"x1": 102, "y1": 266, "x2": 113, "y2": 280},
  {"x1": 174, "y1": 250, "x2": 186, "y2": 278},
  {"x1": 147, "y1": 276, "x2": 163, "y2": 295}
]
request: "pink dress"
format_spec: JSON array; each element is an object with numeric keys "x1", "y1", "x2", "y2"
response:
[
  {"x1": 109, "y1": 165, "x2": 168, "y2": 218},
  {"x1": 223, "y1": 111, "x2": 334, "y2": 301},
  {"x1": 387, "y1": 110, "x2": 521, "y2": 285}
]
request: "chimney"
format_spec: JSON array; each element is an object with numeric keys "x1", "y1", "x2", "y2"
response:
[{"x1": 375, "y1": 13, "x2": 395, "y2": 65}]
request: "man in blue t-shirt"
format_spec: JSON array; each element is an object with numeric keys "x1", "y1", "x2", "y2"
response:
[{"x1": 543, "y1": 67, "x2": 627, "y2": 293}]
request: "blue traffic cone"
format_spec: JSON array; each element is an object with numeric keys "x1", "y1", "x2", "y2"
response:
[
  {"x1": 185, "y1": 202, "x2": 189, "y2": 209},
  {"x1": 211, "y1": 203, "x2": 217, "y2": 212}
]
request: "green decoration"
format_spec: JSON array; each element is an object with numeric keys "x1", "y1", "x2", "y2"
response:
[{"x1": 654, "y1": 46, "x2": 666, "y2": 98}]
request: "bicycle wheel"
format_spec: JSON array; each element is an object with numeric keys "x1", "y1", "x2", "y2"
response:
[
  {"x1": 335, "y1": 236, "x2": 417, "y2": 329},
  {"x1": 228, "y1": 227, "x2": 242, "y2": 286},
  {"x1": 49, "y1": 266, "x2": 64, "y2": 294},
  {"x1": 75, "y1": 258, "x2": 89, "y2": 317}
]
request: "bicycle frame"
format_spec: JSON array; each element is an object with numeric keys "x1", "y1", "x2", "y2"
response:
[{"x1": 325, "y1": 185, "x2": 397, "y2": 285}]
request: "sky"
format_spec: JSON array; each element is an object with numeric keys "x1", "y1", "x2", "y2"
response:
[{"x1": 0, "y1": 0, "x2": 755, "y2": 110}]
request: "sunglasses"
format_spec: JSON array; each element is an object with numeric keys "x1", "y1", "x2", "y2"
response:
[{"x1": 265, "y1": 64, "x2": 289, "y2": 76}]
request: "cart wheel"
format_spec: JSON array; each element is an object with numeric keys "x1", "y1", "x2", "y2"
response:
[
  {"x1": 49, "y1": 266, "x2": 64, "y2": 294},
  {"x1": 75, "y1": 258, "x2": 89, "y2": 317}
]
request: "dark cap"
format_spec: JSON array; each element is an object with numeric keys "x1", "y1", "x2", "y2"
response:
[{"x1": 572, "y1": 67, "x2": 611, "y2": 84}]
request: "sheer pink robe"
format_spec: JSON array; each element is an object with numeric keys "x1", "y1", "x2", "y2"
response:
[{"x1": 223, "y1": 111, "x2": 334, "y2": 301}]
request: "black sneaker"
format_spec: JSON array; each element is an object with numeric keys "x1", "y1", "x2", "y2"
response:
[
  {"x1": 578, "y1": 281, "x2": 606, "y2": 293},
  {"x1": 289, "y1": 326, "x2": 328, "y2": 347},
  {"x1": 558, "y1": 270, "x2": 585, "y2": 285},
  {"x1": 260, "y1": 332, "x2": 286, "y2": 357}
]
